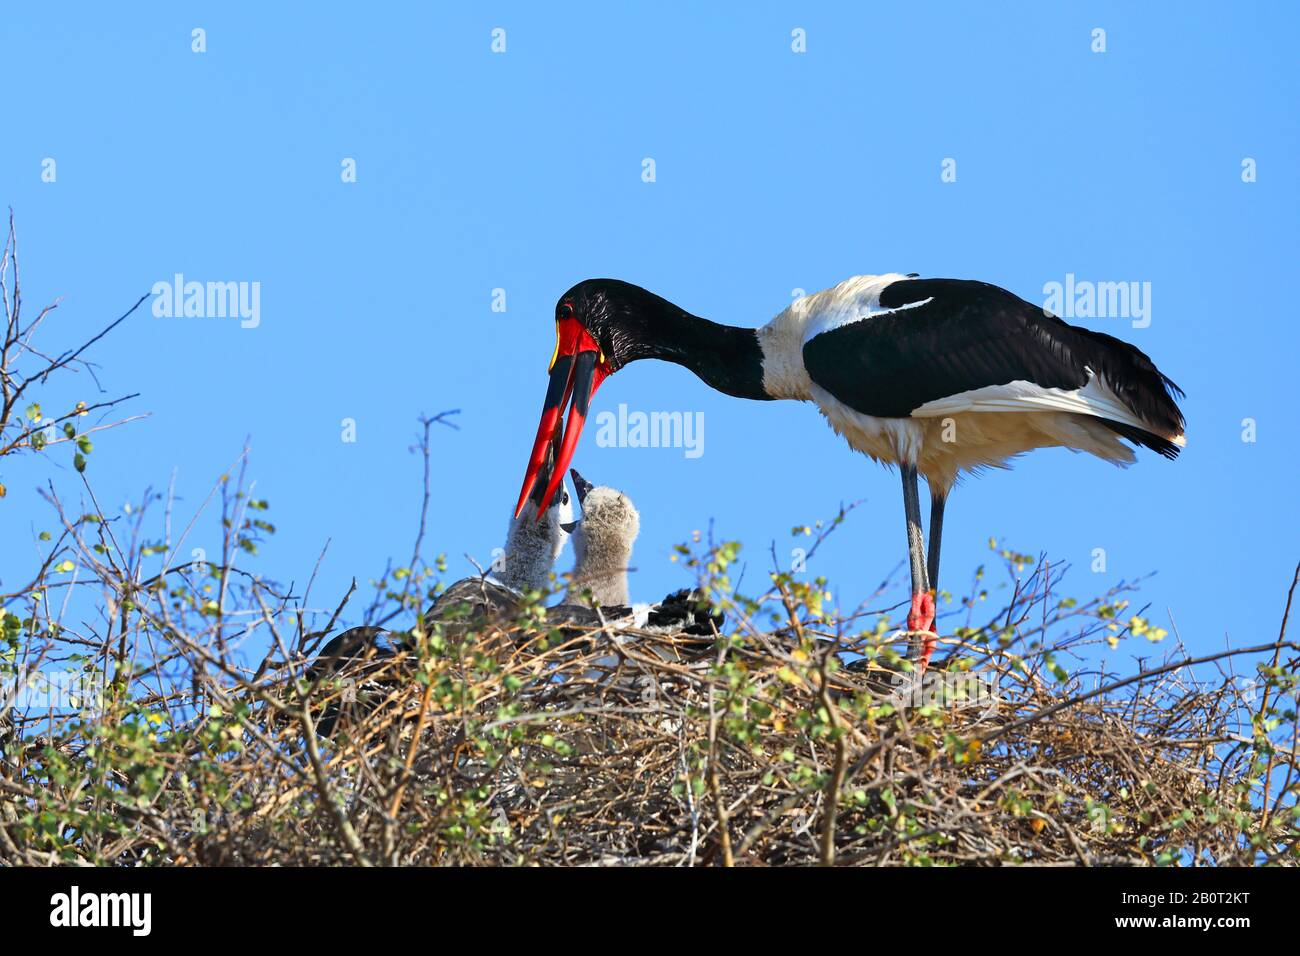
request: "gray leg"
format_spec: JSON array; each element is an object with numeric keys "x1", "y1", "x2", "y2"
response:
[
  {"x1": 927, "y1": 486, "x2": 946, "y2": 593},
  {"x1": 901, "y1": 465, "x2": 932, "y2": 665},
  {"x1": 901, "y1": 464, "x2": 929, "y2": 595}
]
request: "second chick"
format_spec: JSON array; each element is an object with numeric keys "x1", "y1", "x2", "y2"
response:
[{"x1": 563, "y1": 468, "x2": 640, "y2": 607}]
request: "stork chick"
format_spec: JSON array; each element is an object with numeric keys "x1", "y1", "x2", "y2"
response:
[
  {"x1": 564, "y1": 468, "x2": 640, "y2": 607},
  {"x1": 425, "y1": 452, "x2": 572, "y2": 627},
  {"x1": 309, "y1": 454, "x2": 574, "y2": 738},
  {"x1": 496, "y1": 481, "x2": 573, "y2": 593}
]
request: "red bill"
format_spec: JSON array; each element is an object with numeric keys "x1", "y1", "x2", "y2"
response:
[{"x1": 514, "y1": 315, "x2": 611, "y2": 518}]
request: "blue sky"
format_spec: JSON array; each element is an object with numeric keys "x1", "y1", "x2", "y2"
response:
[{"x1": 1, "y1": 2, "x2": 1296, "y2": 669}]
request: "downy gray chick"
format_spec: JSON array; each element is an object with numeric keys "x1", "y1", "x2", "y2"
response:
[
  {"x1": 564, "y1": 468, "x2": 640, "y2": 607},
  {"x1": 307, "y1": 446, "x2": 574, "y2": 738},
  {"x1": 426, "y1": 448, "x2": 573, "y2": 623},
  {"x1": 559, "y1": 468, "x2": 720, "y2": 638},
  {"x1": 495, "y1": 481, "x2": 572, "y2": 593}
]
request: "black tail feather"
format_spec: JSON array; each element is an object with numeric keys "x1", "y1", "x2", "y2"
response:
[
  {"x1": 1073, "y1": 327, "x2": 1186, "y2": 437},
  {"x1": 1100, "y1": 419, "x2": 1183, "y2": 460}
]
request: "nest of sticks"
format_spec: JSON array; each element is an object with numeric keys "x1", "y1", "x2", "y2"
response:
[
  {"x1": 6, "y1": 565, "x2": 1293, "y2": 868},
  {"x1": 265, "y1": 616, "x2": 1295, "y2": 866}
]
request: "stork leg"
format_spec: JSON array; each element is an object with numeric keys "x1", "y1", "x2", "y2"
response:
[
  {"x1": 927, "y1": 486, "x2": 947, "y2": 595},
  {"x1": 901, "y1": 464, "x2": 937, "y2": 671}
]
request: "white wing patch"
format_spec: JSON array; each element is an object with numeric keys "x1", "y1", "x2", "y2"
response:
[
  {"x1": 910, "y1": 368, "x2": 1185, "y2": 444},
  {"x1": 798, "y1": 274, "x2": 917, "y2": 345},
  {"x1": 862, "y1": 296, "x2": 933, "y2": 320}
]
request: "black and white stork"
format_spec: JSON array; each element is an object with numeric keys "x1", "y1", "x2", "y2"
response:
[{"x1": 514, "y1": 274, "x2": 1186, "y2": 672}]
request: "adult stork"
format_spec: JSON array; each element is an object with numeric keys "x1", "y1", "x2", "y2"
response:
[{"x1": 514, "y1": 274, "x2": 1186, "y2": 672}]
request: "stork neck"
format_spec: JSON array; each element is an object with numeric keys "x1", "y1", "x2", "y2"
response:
[{"x1": 638, "y1": 313, "x2": 772, "y2": 401}]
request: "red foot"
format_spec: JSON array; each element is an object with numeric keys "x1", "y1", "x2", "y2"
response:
[{"x1": 907, "y1": 590, "x2": 937, "y2": 672}]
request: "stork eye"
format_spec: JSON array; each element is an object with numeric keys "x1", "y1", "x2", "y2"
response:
[
  {"x1": 558, "y1": 303, "x2": 574, "y2": 319},
  {"x1": 561, "y1": 490, "x2": 569, "y2": 506}
]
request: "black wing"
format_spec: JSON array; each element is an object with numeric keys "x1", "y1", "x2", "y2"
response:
[
  {"x1": 308, "y1": 625, "x2": 398, "y2": 676},
  {"x1": 801, "y1": 278, "x2": 1184, "y2": 451}
]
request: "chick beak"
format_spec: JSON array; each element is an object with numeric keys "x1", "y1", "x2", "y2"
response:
[{"x1": 569, "y1": 468, "x2": 595, "y2": 506}]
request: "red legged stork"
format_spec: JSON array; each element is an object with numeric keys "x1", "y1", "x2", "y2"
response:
[{"x1": 514, "y1": 274, "x2": 1186, "y2": 672}]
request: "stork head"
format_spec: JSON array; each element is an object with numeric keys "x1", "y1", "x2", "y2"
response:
[{"x1": 513, "y1": 279, "x2": 690, "y2": 517}]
